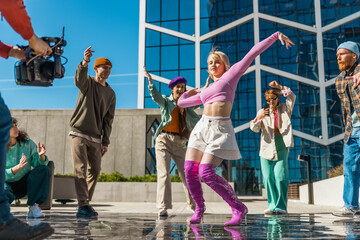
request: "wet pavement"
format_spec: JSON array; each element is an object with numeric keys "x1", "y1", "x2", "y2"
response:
[{"x1": 10, "y1": 201, "x2": 360, "y2": 239}]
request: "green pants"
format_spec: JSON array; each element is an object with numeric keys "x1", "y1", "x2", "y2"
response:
[
  {"x1": 5, "y1": 165, "x2": 50, "y2": 206},
  {"x1": 260, "y1": 134, "x2": 289, "y2": 211}
]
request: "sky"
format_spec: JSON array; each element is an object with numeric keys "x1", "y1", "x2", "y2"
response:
[{"x1": 0, "y1": 0, "x2": 139, "y2": 109}]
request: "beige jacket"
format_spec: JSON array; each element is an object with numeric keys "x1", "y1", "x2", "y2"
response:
[{"x1": 250, "y1": 87, "x2": 296, "y2": 161}]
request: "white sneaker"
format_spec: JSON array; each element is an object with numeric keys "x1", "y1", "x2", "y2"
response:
[
  {"x1": 28, "y1": 203, "x2": 45, "y2": 218},
  {"x1": 264, "y1": 209, "x2": 275, "y2": 215},
  {"x1": 275, "y1": 209, "x2": 288, "y2": 215},
  {"x1": 158, "y1": 208, "x2": 168, "y2": 217},
  {"x1": 333, "y1": 207, "x2": 357, "y2": 216}
]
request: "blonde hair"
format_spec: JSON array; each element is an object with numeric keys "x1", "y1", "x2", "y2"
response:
[{"x1": 207, "y1": 50, "x2": 230, "y2": 81}]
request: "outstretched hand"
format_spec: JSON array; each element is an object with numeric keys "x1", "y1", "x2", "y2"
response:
[
  {"x1": 346, "y1": 72, "x2": 360, "y2": 88},
  {"x1": 83, "y1": 46, "x2": 94, "y2": 66},
  {"x1": 187, "y1": 88, "x2": 200, "y2": 97},
  {"x1": 143, "y1": 66, "x2": 153, "y2": 85},
  {"x1": 278, "y1": 33, "x2": 295, "y2": 50}
]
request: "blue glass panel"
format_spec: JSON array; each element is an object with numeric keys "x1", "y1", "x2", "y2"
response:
[
  {"x1": 326, "y1": 85, "x2": 344, "y2": 138},
  {"x1": 200, "y1": 0, "x2": 211, "y2": 18},
  {"x1": 200, "y1": 18, "x2": 210, "y2": 36},
  {"x1": 162, "y1": 0, "x2": 179, "y2": 21},
  {"x1": 179, "y1": 70, "x2": 195, "y2": 88},
  {"x1": 145, "y1": 97, "x2": 160, "y2": 109},
  {"x1": 160, "y1": 27, "x2": 179, "y2": 46},
  {"x1": 179, "y1": 44, "x2": 195, "y2": 70},
  {"x1": 291, "y1": 136, "x2": 343, "y2": 182},
  {"x1": 259, "y1": 20, "x2": 318, "y2": 81},
  {"x1": 180, "y1": 0, "x2": 195, "y2": 19},
  {"x1": 146, "y1": 0, "x2": 160, "y2": 23},
  {"x1": 234, "y1": 129, "x2": 262, "y2": 195},
  {"x1": 201, "y1": 0, "x2": 253, "y2": 35},
  {"x1": 200, "y1": 40, "x2": 212, "y2": 69},
  {"x1": 321, "y1": 0, "x2": 360, "y2": 26},
  {"x1": 232, "y1": 72, "x2": 256, "y2": 127},
  {"x1": 145, "y1": 47, "x2": 160, "y2": 72},
  {"x1": 161, "y1": 45, "x2": 179, "y2": 70},
  {"x1": 201, "y1": 69, "x2": 210, "y2": 87},
  {"x1": 158, "y1": 81, "x2": 172, "y2": 96},
  {"x1": 179, "y1": 19, "x2": 195, "y2": 36},
  {"x1": 259, "y1": 0, "x2": 315, "y2": 26},
  {"x1": 146, "y1": 29, "x2": 160, "y2": 47}
]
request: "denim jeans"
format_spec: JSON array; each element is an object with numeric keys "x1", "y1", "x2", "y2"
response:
[
  {"x1": 343, "y1": 137, "x2": 360, "y2": 210},
  {"x1": 0, "y1": 92, "x2": 13, "y2": 224}
]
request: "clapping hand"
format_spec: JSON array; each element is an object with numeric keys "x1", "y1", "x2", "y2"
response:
[
  {"x1": 12, "y1": 154, "x2": 28, "y2": 174},
  {"x1": 37, "y1": 142, "x2": 46, "y2": 162}
]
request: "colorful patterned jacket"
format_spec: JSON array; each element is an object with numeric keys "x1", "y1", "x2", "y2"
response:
[{"x1": 335, "y1": 62, "x2": 360, "y2": 143}]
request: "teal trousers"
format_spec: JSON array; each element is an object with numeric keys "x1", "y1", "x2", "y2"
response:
[
  {"x1": 5, "y1": 165, "x2": 50, "y2": 206},
  {"x1": 260, "y1": 134, "x2": 289, "y2": 211}
]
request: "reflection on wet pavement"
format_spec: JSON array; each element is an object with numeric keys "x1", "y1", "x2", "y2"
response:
[{"x1": 15, "y1": 211, "x2": 360, "y2": 239}]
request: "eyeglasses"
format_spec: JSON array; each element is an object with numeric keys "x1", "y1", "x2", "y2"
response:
[{"x1": 266, "y1": 97, "x2": 278, "y2": 102}]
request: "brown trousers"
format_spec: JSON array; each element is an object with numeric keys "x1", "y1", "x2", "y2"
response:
[
  {"x1": 155, "y1": 132, "x2": 194, "y2": 209},
  {"x1": 70, "y1": 136, "x2": 102, "y2": 207}
]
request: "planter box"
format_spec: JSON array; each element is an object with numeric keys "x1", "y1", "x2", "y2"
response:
[
  {"x1": 53, "y1": 177, "x2": 235, "y2": 203},
  {"x1": 53, "y1": 175, "x2": 77, "y2": 200},
  {"x1": 92, "y1": 182, "x2": 234, "y2": 202}
]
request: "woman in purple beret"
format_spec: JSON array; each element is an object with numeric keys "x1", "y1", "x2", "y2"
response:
[
  {"x1": 177, "y1": 32, "x2": 294, "y2": 225},
  {"x1": 144, "y1": 67, "x2": 200, "y2": 217}
]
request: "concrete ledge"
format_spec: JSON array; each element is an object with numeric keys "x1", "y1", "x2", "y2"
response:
[
  {"x1": 92, "y1": 182, "x2": 234, "y2": 202},
  {"x1": 299, "y1": 175, "x2": 354, "y2": 206}
]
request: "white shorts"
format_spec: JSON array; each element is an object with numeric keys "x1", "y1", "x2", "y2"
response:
[{"x1": 187, "y1": 115, "x2": 242, "y2": 160}]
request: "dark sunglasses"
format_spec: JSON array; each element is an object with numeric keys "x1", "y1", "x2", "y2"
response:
[{"x1": 266, "y1": 96, "x2": 278, "y2": 102}]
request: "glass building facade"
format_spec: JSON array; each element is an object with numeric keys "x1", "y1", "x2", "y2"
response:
[{"x1": 138, "y1": 0, "x2": 360, "y2": 195}]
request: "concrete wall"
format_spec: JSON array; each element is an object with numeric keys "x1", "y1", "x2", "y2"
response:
[
  {"x1": 10, "y1": 109, "x2": 160, "y2": 177},
  {"x1": 92, "y1": 182, "x2": 234, "y2": 202},
  {"x1": 299, "y1": 175, "x2": 358, "y2": 206}
]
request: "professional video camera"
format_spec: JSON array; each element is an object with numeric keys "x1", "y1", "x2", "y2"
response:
[{"x1": 14, "y1": 28, "x2": 67, "y2": 87}]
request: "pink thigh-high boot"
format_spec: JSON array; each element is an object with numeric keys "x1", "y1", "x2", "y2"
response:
[
  {"x1": 184, "y1": 161, "x2": 206, "y2": 223},
  {"x1": 199, "y1": 164, "x2": 248, "y2": 226}
]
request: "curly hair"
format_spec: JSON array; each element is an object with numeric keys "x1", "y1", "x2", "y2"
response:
[{"x1": 7, "y1": 117, "x2": 28, "y2": 150}]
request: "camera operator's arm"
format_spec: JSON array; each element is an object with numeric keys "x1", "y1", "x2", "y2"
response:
[
  {"x1": 75, "y1": 46, "x2": 94, "y2": 92},
  {"x1": 0, "y1": 0, "x2": 52, "y2": 56},
  {"x1": 0, "y1": 41, "x2": 25, "y2": 60}
]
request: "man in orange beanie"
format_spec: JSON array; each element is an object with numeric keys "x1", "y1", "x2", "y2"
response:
[{"x1": 69, "y1": 46, "x2": 116, "y2": 218}]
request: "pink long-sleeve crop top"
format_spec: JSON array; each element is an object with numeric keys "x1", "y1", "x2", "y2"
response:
[{"x1": 178, "y1": 32, "x2": 280, "y2": 108}]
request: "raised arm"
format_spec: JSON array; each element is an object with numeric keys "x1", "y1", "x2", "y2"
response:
[
  {"x1": 250, "y1": 109, "x2": 265, "y2": 133},
  {"x1": 269, "y1": 80, "x2": 296, "y2": 114},
  {"x1": 222, "y1": 32, "x2": 294, "y2": 89},
  {"x1": 178, "y1": 89, "x2": 203, "y2": 108},
  {"x1": 284, "y1": 87, "x2": 296, "y2": 115},
  {"x1": 0, "y1": 0, "x2": 34, "y2": 40}
]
